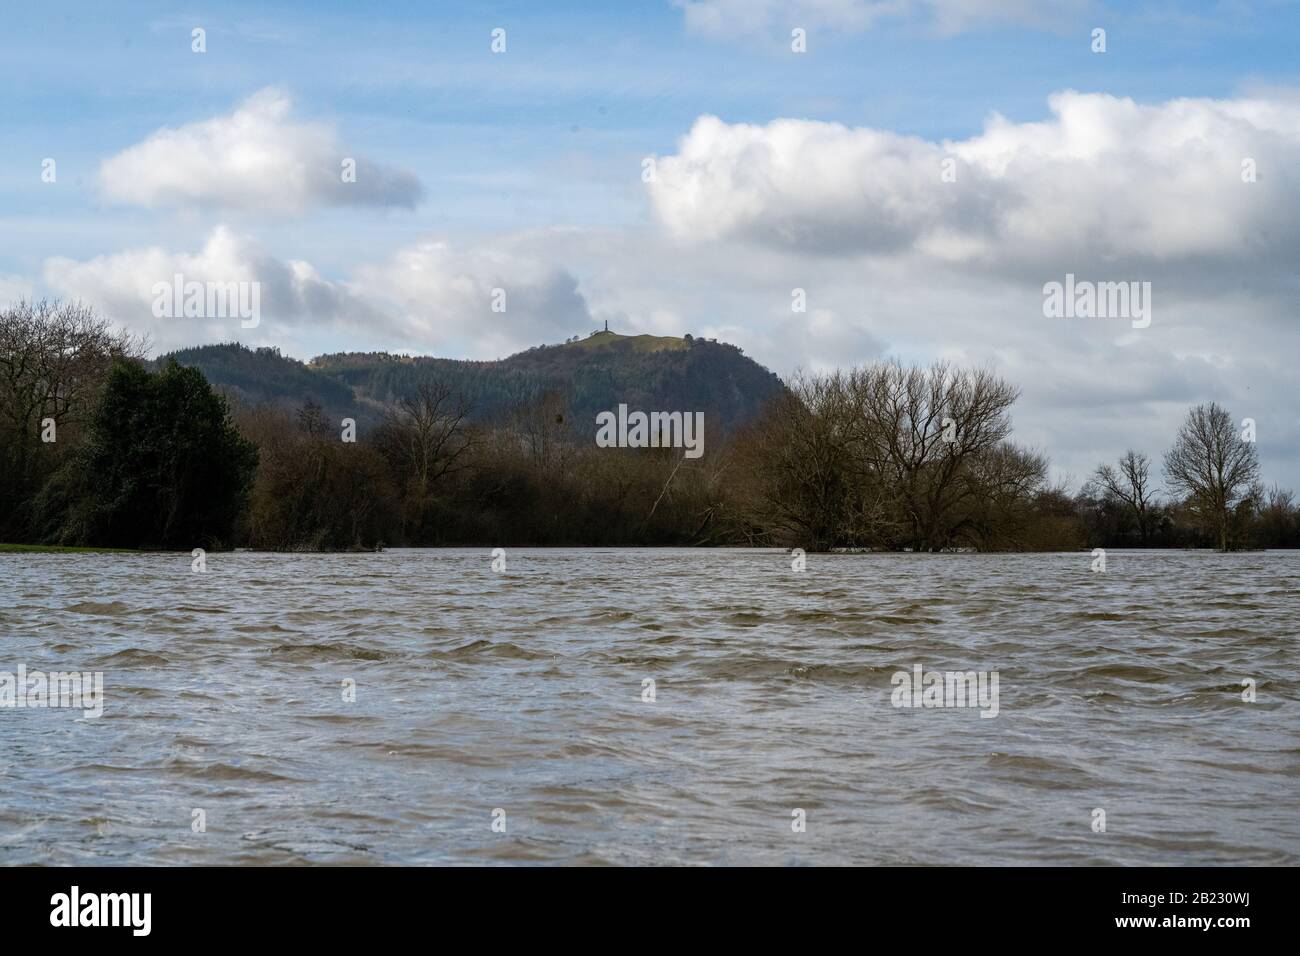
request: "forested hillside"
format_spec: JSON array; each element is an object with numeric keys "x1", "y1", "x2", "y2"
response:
[
  {"x1": 160, "y1": 330, "x2": 787, "y2": 436},
  {"x1": 159, "y1": 342, "x2": 356, "y2": 415}
]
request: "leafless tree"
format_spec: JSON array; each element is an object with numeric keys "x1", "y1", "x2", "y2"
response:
[
  {"x1": 1090, "y1": 450, "x2": 1157, "y2": 544},
  {"x1": 1, "y1": 299, "x2": 145, "y2": 530},
  {"x1": 1253, "y1": 484, "x2": 1298, "y2": 548},
  {"x1": 379, "y1": 382, "x2": 473, "y2": 497},
  {"x1": 507, "y1": 390, "x2": 572, "y2": 476},
  {"x1": 0, "y1": 299, "x2": 144, "y2": 437},
  {"x1": 841, "y1": 361, "x2": 1021, "y2": 550},
  {"x1": 732, "y1": 375, "x2": 859, "y2": 551},
  {"x1": 1163, "y1": 402, "x2": 1259, "y2": 550}
]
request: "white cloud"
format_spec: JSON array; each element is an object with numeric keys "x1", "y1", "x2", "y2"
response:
[
  {"x1": 98, "y1": 88, "x2": 423, "y2": 214},
  {"x1": 632, "y1": 84, "x2": 1300, "y2": 480},
  {"x1": 42, "y1": 226, "x2": 382, "y2": 353},
  {"x1": 648, "y1": 91, "x2": 1300, "y2": 280},
  {"x1": 351, "y1": 235, "x2": 594, "y2": 359},
  {"x1": 41, "y1": 228, "x2": 593, "y2": 360}
]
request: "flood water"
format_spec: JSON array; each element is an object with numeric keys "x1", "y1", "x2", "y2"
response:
[{"x1": 2, "y1": 548, "x2": 1297, "y2": 865}]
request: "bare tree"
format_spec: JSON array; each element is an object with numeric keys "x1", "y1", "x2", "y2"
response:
[
  {"x1": 1090, "y1": 450, "x2": 1157, "y2": 544},
  {"x1": 379, "y1": 382, "x2": 473, "y2": 498},
  {"x1": 1254, "y1": 485, "x2": 1298, "y2": 548},
  {"x1": 732, "y1": 375, "x2": 858, "y2": 551},
  {"x1": 963, "y1": 442, "x2": 1050, "y2": 549},
  {"x1": 1163, "y1": 402, "x2": 1259, "y2": 551},
  {"x1": 0, "y1": 299, "x2": 144, "y2": 437},
  {"x1": 507, "y1": 390, "x2": 572, "y2": 476},
  {"x1": 842, "y1": 361, "x2": 1021, "y2": 550},
  {"x1": 0, "y1": 300, "x2": 146, "y2": 532},
  {"x1": 729, "y1": 362, "x2": 1033, "y2": 552}
]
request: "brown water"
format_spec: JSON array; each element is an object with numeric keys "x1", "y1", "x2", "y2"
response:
[{"x1": 1, "y1": 548, "x2": 1296, "y2": 865}]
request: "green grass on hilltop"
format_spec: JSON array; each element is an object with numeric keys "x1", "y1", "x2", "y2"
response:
[{"x1": 564, "y1": 330, "x2": 688, "y2": 353}]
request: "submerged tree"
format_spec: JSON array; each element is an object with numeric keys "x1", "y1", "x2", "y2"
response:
[
  {"x1": 1163, "y1": 402, "x2": 1259, "y2": 551},
  {"x1": 730, "y1": 375, "x2": 858, "y2": 552},
  {"x1": 239, "y1": 400, "x2": 396, "y2": 551},
  {"x1": 839, "y1": 361, "x2": 1024, "y2": 551},
  {"x1": 370, "y1": 381, "x2": 474, "y2": 540},
  {"x1": 1088, "y1": 450, "x2": 1157, "y2": 544},
  {"x1": 727, "y1": 362, "x2": 1045, "y2": 552},
  {"x1": 1254, "y1": 485, "x2": 1299, "y2": 549}
]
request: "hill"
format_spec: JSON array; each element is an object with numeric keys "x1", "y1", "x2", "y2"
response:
[
  {"x1": 563, "y1": 329, "x2": 687, "y2": 353},
  {"x1": 157, "y1": 331, "x2": 786, "y2": 436},
  {"x1": 159, "y1": 343, "x2": 355, "y2": 410}
]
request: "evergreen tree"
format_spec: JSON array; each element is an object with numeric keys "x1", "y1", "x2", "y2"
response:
[{"x1": 42, "y1": 360, "x2": 258, "y2": 549}]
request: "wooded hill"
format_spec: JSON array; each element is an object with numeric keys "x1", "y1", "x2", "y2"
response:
[{"x1": 158, "y1": 330, "x2": 786, "y2": 436}]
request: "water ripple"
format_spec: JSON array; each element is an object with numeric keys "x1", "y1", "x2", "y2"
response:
[{"x1": 1, "y1": 548, "x2": 1296, "y2": 865}]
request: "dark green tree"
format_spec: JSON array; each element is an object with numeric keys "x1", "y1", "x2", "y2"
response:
[{"x1": 41, "y1": 360, "x2": 258, "y2": 549}]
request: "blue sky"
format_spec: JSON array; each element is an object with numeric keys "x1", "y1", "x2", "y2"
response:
[
  {"x1": 5, "y1": 1, "x2": 1298, "y2": 246},
  {"x1": 2, "y1": 0, "x2": 1299, "y2": 487}
]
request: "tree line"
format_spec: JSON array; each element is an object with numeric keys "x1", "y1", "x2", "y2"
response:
[
  {"x1": 727, "y1": 364, "x2": 1287, "y2": 551},
  {"x1": 2, "y1": 300, "x2": 1296, "y2": 552}
]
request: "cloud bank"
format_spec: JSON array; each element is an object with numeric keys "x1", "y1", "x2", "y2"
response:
[
  {"x1": 648, "y1": 92, "x2": 1300, "y2": 280},
  {"x1": 41, "y1": 227, "x2": 593, "y2": 359}
]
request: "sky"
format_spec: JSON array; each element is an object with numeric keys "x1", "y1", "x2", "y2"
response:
[{"x1": 2, "y1": 0, "x2": 1298, "y2": 489}]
